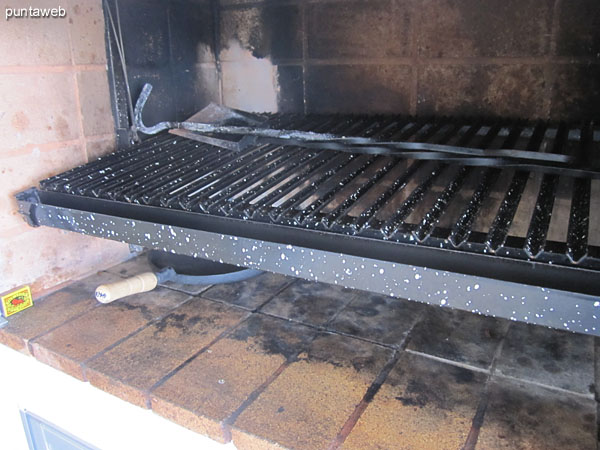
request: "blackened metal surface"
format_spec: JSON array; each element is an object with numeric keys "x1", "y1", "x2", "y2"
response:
[{"x1": 38, "y1": 116, "x2": 600, "y2": 270}]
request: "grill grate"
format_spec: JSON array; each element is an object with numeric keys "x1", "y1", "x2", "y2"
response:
[{"x1": 40, "y1": 115, "x2": 600, "y2": 270}]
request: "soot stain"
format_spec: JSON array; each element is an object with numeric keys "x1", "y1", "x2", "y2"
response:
[
  {"x1": 230, "y1": 315, "x2": 310, "y2": 360},
  {"x1": 452, "y1": 366, "x2": 476, "y2": 384},
  {"x1": 517, "y1": 355, "x2": 533, "y2": 367},
  {"x1": 226, "y1": 4, "x2": 301, "y2": 60},
  {"x1": 394, "y1": 379, "x2": 443, "y2": 409},
  {"x1": 117, "y1": 301, "x2": 153, "y2": 321},
  {"x1": 351, "y1": 355, "x2": 377, "y2": 372},
  {"x1": 543, "y1": 338, "x2": 566, "y2": 361},
  {"x1": 395, "y1": 395, "x2": 428, "y2": 408},
  {"x1": 354, "y1": 305, "x2": 380, "y2": 317},
  {"x1": 153, "y1": 313, "x2": 187, "y2": 335}
]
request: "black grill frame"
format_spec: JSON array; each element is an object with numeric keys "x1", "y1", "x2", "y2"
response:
[
  {"x1": 16, "y1": 114, "x2": 600, "y2": 335},
  {"x1": 40, "y1": 116, "x2": 600, "y2": 271}
]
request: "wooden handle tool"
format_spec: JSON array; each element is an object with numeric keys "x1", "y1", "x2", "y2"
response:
[{"x1": 95, "y1": 272, "x2": 158, "y2": 304}]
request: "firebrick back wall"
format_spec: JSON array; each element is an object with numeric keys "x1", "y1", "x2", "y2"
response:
[{"x1": 215, "y1": 0, "x2": 600, "y2": 120}]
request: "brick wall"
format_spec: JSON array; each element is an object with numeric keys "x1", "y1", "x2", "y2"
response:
[
  {"x1": 215, "y1": 0, "x2": 600, "y2": 120},
  {"x1": 0, "y1": 1, "x2": 130, "y2": 295}
]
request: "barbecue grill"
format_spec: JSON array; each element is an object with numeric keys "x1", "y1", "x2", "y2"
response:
[{"x1": 16, "y1": 112, "x2": 600, "y2": 336}]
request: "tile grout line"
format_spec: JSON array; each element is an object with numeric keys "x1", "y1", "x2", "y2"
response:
[
  {"x1": 27, "y1": 301, "x2": 104, "y2": 354},
  {"x1": 326, "y1": 350, "x2": 401, "y2": 450},
  {"x1": 28, "y1": 292, "x2": 197, "y2": 375},
  {"x1": 82, "y1": 295, "x2": 197, "y2": 369},
  {"x1": 160, "y1": 282, "x2": 213, "y2": 297},
  {"x1": 255, "y1": 306, "x2": 401, "y2": 352},
  {"x1": 255, "y1": 289, "x2": 413, "y2": 352},
  {"x1": 263, "y1": 309, "x2": 382, "y2": 344},
  {"x1": 461, "y1": 384, "x2": 489, "y2": 450},
  {"x1": 147, "y1": 314, "x2": 253, "y2": 400},
  {"x1": 252, "y1": 278, "x2": 300, "y2": 312},
  {"x1": 196, "y1": 278, "x2": 298, "y2": 314},
  {"x1": 461, "y1": 322, "x2": 511, "y2": 450},
  {"x1": 493, "y1": 372, "x2": 597, "y2": 400},
  {"x1": 221, "y1": 357, "x2": 294, "y2": 443},
  {"x1": 326, "y1": 311, "x2": 425, "y2": 450},
  {"x1": 404, "y1": 349, "x2": 491, "y2": 376},
  {"x1": 222, "y1": 288, "x2": 360, "y2": 443}
]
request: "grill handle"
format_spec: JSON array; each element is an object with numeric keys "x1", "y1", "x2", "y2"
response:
[{"x1": 95, "y1": 272, "x2": 159, "y2": 304}]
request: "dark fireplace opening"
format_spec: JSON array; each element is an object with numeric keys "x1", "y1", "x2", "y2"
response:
[
  {"x1": 14, "y1": 0, "x2": 600, "y2": 335},
  {"x1": 104, "y1": 0, "x2": 600, "y2": 145}
]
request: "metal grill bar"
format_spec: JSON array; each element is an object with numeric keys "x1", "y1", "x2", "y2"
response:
[
  {"x1": 381, "y1": 163, "x2": 446, "y2": 237},
  {"x1": 32, "y1": 114, "x2": 600, "y2": 273},
  {"x1": 414, "y1": 166, "x2": 471, "y2": 242},
  {"x1": 567, "y1": 177, "x2": 591, "y2": 263},
  {"x1": 485, "y1": 124, "x2": 548, "y2": 251},
  {"x1": 344, "y1": 160, "x2": 423, "y2": 232},
  {"x1": 524, "y1": 174, "x2": 559, "y2": 258},
  {"x1": 321, "y1": 157, "x2": 397, "y2": 229}
]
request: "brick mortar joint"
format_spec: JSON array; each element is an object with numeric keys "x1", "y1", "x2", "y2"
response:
[
  {"x1": 82, "y1": 294, "x2": 197, "y2": 367},
  {"x1": 147, "y1": 312, "x2": 253, "y2": 395},
  {"x1": 460, "y1": 322, "x2": 513, "y2": 450},
  {"x1": 222, "y1": 293, "x2": 367, "y2": 442},
  {"x1": 491, "y1": 371, "x2": 597, "y2": 400},
  {"x1": 325, "y1": 308, "x2": 424, "y2": 449},
  {"x1": 0, "y1": 65, "x2": 108, "y2": 73}
]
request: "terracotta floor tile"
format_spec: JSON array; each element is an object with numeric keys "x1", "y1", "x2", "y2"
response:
[
  {"x1": 86, "y1": 298, "x2": 249, "y2": 408},
  {"x1": 0, "y1": 271, "x2": 119, "y2": 352},
  {"x1": 260, "y1": 279, "x2": 357, "y2": 326},
  {"x1": 407, "y1": 307, "x2": 508, "y2": 369},
  {"x1": 329, "y1": 291, "x2": 427, "y2": 346},
  {"x1": 202, "y1": 272, "x2": 296, "y2": 310},
  {"x1": 151, "y1": 314, "x2": 316, "y2": 442},
  {"x1": 477, "y1": 378, "x2": 597, "y2": 449},
  {"x1": 495, "y1": 321, "x2": 595, "y2": 396},
  {"x1": 30, "y1": 287, "x2": 190, "y2": 380},
  {"x1": 342, "y1": 352, "x2": 486, "y2": 450},
  {"x1": 231, "y1": 431, "x2": 285, "y2": 450},
  {"x1": 232, "y1": 333, "x2": 392, "y2": 450}
]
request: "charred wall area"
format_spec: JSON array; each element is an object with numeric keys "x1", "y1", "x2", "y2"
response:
[
  {"x1": 105, "y1": 0, "x2": 600, "y2": 145},
  {"x1": 104, "y1": 0, "x2": 218, "y2": 145}
]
